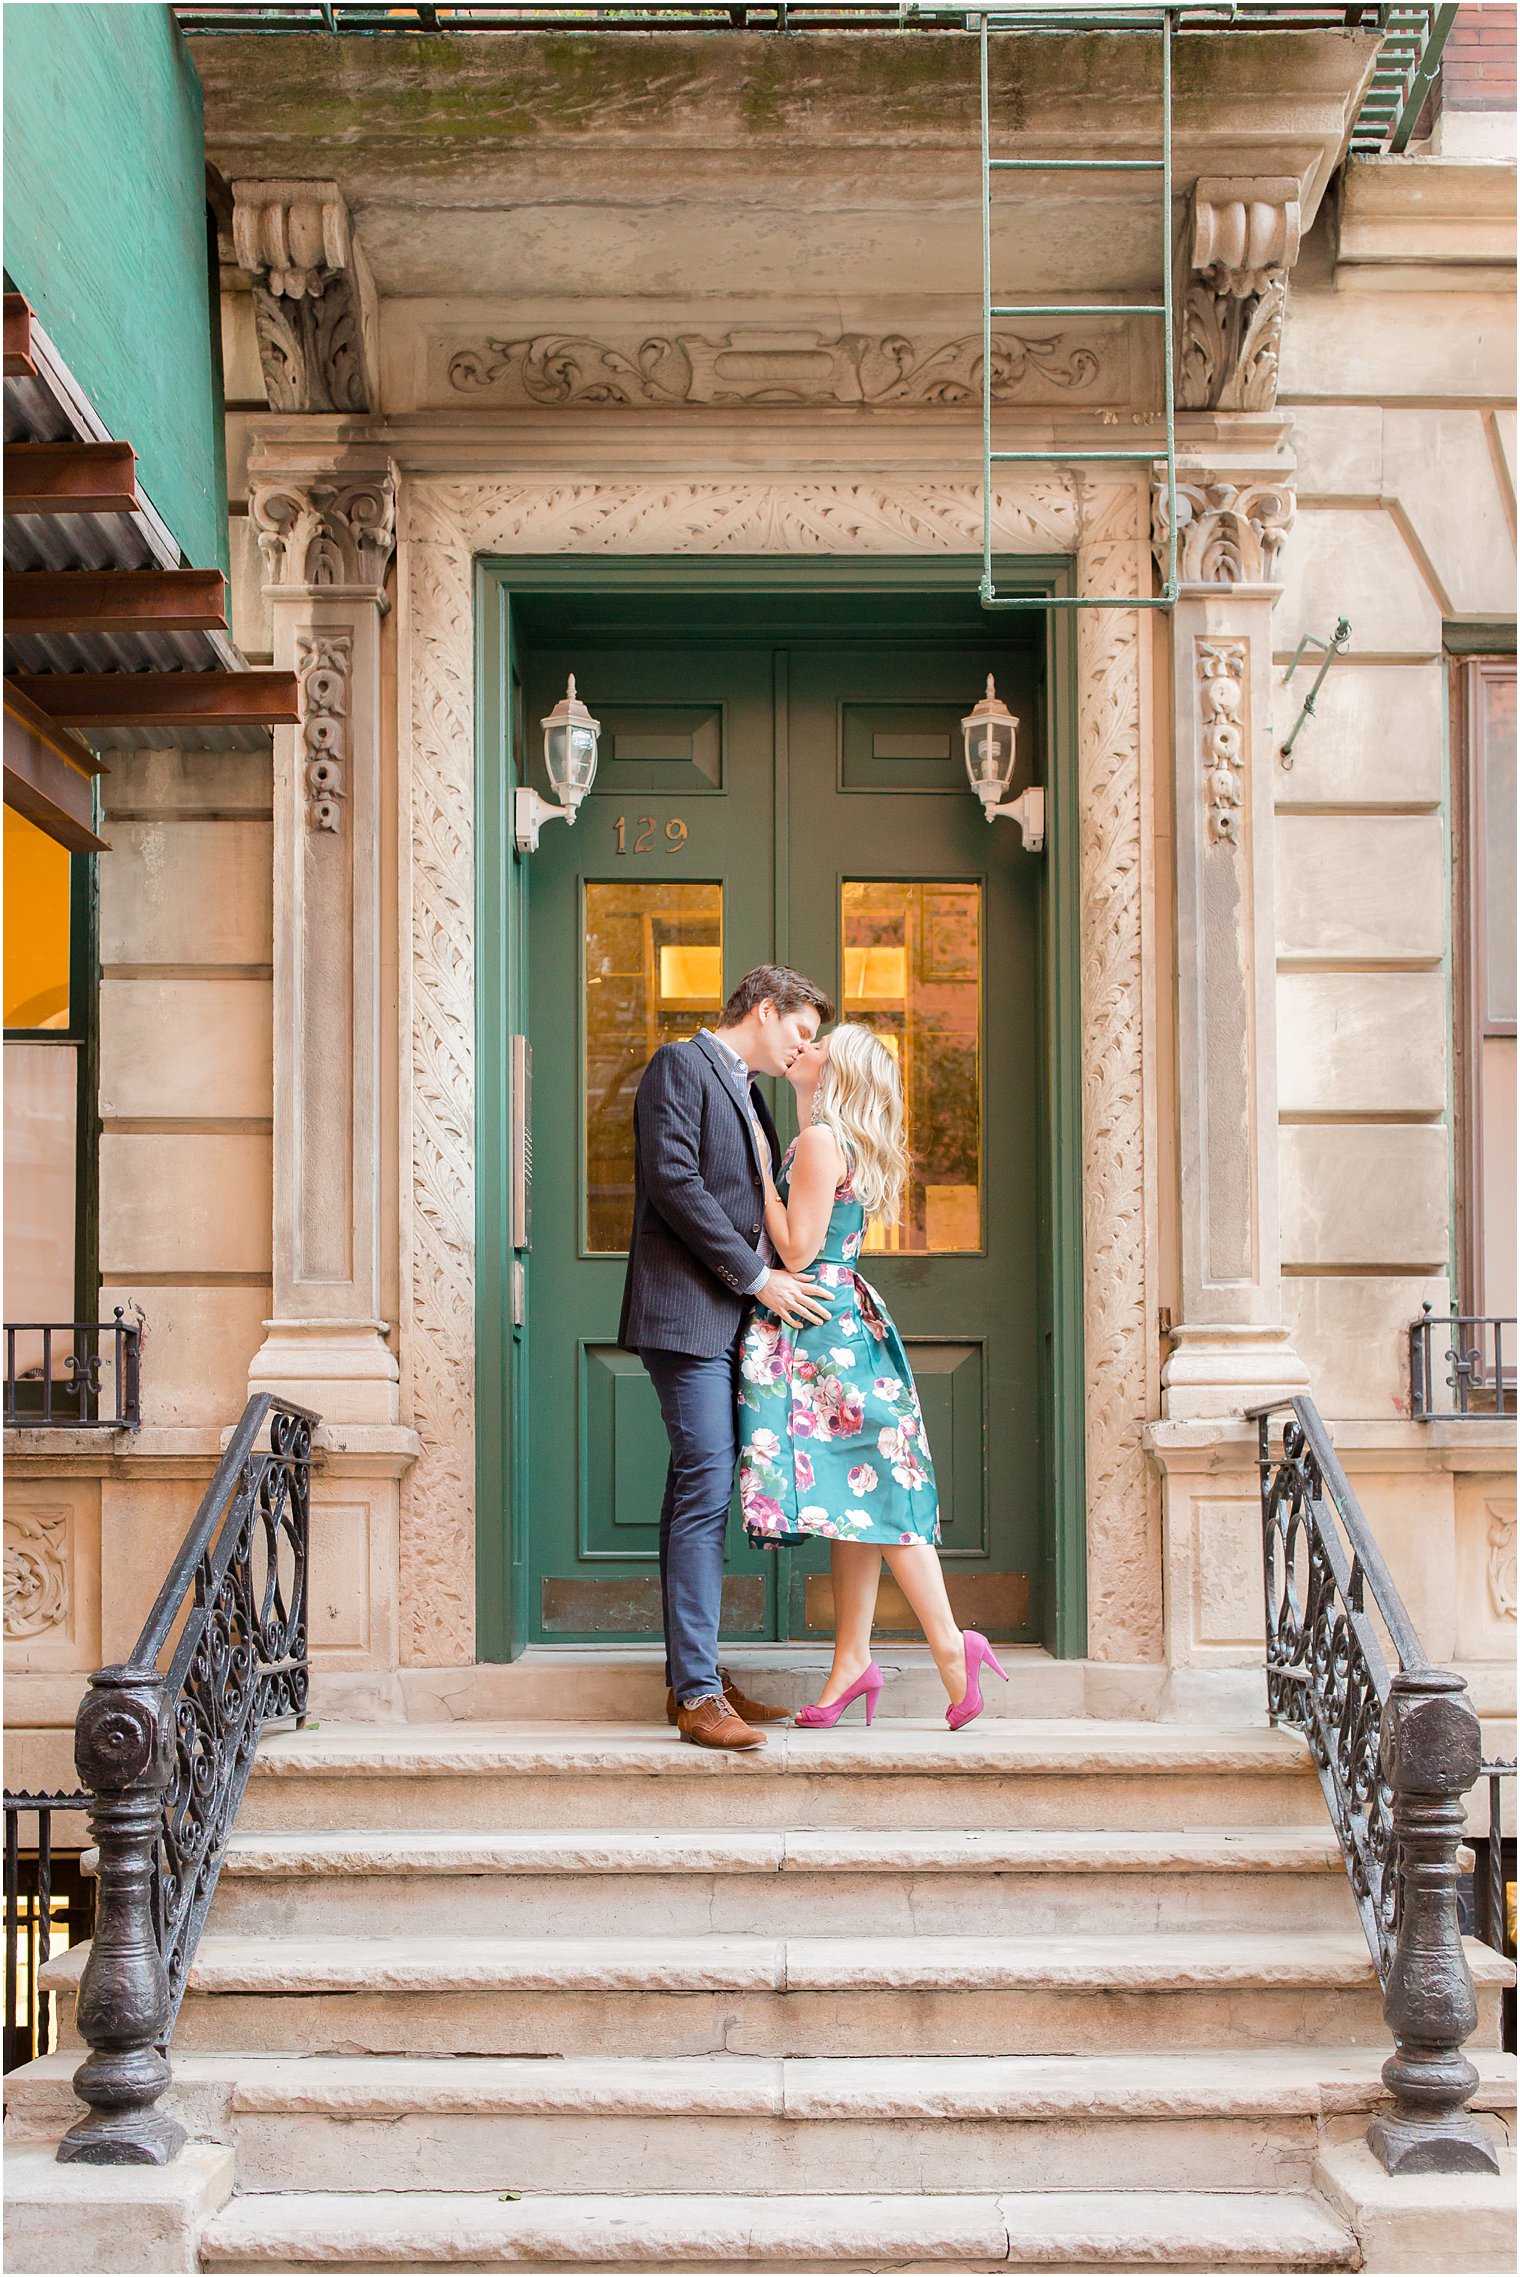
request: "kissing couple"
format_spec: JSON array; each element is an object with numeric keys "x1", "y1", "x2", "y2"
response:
[{"x1": 617, "y1": 964, "x2": 1008, "y2": 1750}]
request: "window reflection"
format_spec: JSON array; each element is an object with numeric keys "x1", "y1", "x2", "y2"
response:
[
  {"x1": 842, "y1": 881, "x2": 981, "y2": 1253},
  {"x1": 586, "y1": 881, "x2": 724, "y2": 1253}
]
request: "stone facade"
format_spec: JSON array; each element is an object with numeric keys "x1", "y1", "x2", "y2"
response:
[{"x1": 4, "y1": 25, "x2": 1514, "y2": 1777}]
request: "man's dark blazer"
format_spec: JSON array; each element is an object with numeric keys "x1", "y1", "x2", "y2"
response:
[{"x1": 617, "y1": 1031, "x2": 781, "y2": 1358}]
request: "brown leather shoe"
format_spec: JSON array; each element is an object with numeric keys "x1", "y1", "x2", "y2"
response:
[
  {"x1": 665, "y1": 1666, "x2": 787, "y2": 1727},
  {"x1": 675, "y1": 1693, "x2": 768, "y2": 1750}
]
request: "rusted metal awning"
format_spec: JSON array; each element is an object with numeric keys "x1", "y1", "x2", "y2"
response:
[{"x1": 3, "y1": 294, "x2": 299, "y2": 850}]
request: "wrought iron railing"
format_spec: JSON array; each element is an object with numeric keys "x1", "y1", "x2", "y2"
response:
[
  {"x1": 3, "y1": 1792, "x2": 93, "y2": 2071},
  {"x1": 1475, "y1": 1760, "x2": 1516, "y2": 2056},
  {"x1": 1252, "y1": 1394, "x2": 1506, "y2": 2178},
  {"x1": 52, "y1": 1392, "x2": 316, "y2": 2166},
  {"x1": 1409, "y1": 1304, "x2": 1516, "y2": 1421},
  {"x1": 4, "y1": 1311, "x2": 142, "y2": 1429}
]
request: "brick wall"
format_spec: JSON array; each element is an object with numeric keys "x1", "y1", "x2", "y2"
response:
[{"x1": 1441, "y1": 2, "x2": 1517, "y2": 112}]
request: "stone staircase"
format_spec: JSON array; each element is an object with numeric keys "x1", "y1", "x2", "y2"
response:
[{"x1": 13, "y1": 1714, "x2": 1517, "y2": 2272}]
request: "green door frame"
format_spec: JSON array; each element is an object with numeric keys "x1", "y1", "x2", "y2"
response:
[{"x1": 474, "y1": 554, "x2": 1087, "y2": 1661}]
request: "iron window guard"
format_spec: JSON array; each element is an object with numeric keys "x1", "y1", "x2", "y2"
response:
[
  {"x1": 1250, "y1": 1393, "x2": 1507, "y2": 2177},
  {"x1": 1409, "y1": 1305, "x2": 1516, "y2": 1421},
  {"x1": 4, "y1": 1312, "x2": 142, "y2": 1430},
  {"x1": 3, "y1": 1793, "x2": 93, "y2": 2073},
  {"x1": 48, "y1": 1392, "x2": 317, "y2": 2166}
]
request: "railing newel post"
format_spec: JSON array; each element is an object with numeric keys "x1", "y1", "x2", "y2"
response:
[
  {"x1": 1367, "y1": 1668, "x2": 1501, "y2": 2175},
  {"x1": 57, "y1": 1666, "x2": 185, "y2": 2167}
]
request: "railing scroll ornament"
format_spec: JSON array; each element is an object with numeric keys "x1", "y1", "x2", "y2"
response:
[{"x1": 1252, "y1": 1395, "x2": 1504, "y2": 2177}]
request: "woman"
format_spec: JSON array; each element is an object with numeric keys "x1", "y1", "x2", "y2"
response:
[{"x1": 737, "y1": 1023, "x2": 1007, "y2": 1731}]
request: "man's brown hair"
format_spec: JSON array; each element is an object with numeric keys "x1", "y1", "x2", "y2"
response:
[{"x1": 720, "y1": 964, "x2": 835, "y2": 1027}]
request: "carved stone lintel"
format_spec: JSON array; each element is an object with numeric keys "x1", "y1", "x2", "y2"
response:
[
  {"x1": 250, "y1": 469, "x2": 397, "y2": 598},
  {"x1": 1197, "y1": 638, "x2": 1247, "y2": 846},
  {"x1": 446, "y1": 329, "x2": 1105, "y2": 408},
  {"x1": 297, "y1": 630, "x2": 353, "y2": 834},
  {"x1": 1367, "y1": 1671, "x2": 1502, "y2": 2177},
  {"x1": 58, "y1": 1668, "x2": 185, "y2": 2167},
  {"x1": 231, "y1": 179, "x2": 376, "y2": 414},
  {"x1": 1179, "y1": 179, "x2": 1301, "y2": 413},
  {"x1": 1152, "y1": 476, "x2": 1294, "y2": 587}
]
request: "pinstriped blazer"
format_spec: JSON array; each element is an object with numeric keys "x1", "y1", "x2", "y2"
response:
[{"x1": 617, "y1": 1032, "x2": 781, "y2": 1359}]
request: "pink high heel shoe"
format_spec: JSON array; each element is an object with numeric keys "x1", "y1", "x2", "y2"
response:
[
  {"x1": 946, "y1": 1631, "x2": 1008, "y2": 1731},
  {"x1": 794, "y1": 1662, "x2": 884, "y2": 1728}
]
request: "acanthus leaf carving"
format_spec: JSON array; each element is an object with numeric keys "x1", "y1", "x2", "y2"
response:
[
  {"x1": 1152, "y1": 476, "x2": 1293, "y2": 587},
  {"x1": 250, "y1": 469, "x2": 398, "y2": 596},
  {"x1": 4, "y1": 1507, "x2": 70, "y2": 1639},
  {"x1": 1487, "y1": 1502, "x2": 1516, "y2": 1622},
  {"x1": 231, "y1": 178, "x2": 376, "y2": 414},
  {"x1": 1179, "y1": 180, "x2": 1300, "y2": 412},
  {"x1": 446, "y1": 329, "x2": 1104, "y2": 408}
]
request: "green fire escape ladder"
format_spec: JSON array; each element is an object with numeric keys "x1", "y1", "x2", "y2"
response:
[{"x1": 977, "y1": 3, "x2": 1178, "y2": 611}]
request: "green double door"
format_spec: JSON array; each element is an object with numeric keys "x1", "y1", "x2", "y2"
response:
[{"x1": 519, "y1": 607, "x2": 1045, "y2": 1648}]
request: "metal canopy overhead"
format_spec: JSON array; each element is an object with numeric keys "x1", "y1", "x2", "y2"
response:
[{"x1": 3, "y1": 300, "x2": 297, "y2": 766}]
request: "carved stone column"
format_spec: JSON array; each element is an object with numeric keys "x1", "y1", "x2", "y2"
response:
[
  {"x1": 247, "y1": 460, "x2": 399, "y2": 1424},
  {"x1": 1153, "y1": 450, "x2": 1310, "y2": 1416}
]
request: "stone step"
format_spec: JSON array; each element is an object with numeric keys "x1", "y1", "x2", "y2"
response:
[
  {"x1": 207, "y1": 1824, "x2": 1359, "y2": 1938},
  {"x1": 10, "y1": 2048, "x2": 1514, "y2": 2200},
  {"x1": 243, "y1": 1721, "x2": 1325, "y2": 1833},
  {"x1": 198, "y1": 2184, "x2": 1360, "y2": 2271},
  {"x1": 49, "y1": 1930, "x2": 1511, "y2": 2058}
]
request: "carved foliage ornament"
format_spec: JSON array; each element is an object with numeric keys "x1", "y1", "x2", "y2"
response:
[
  {"x1": 297, "y1": 631, "x2": 352, "y2": 833},
  {"x1": 1152, "y1": 477, "x2": 1293, "y2": 587},
  {"x1": 1197, "y1": 638, "x2": 1248, "y2": 845},
  {"x1": 4, "y1": 1508, "x2": 70, "y2": 1639},
  {"x1": 251, "y1": 471, "x2": 397, "y2": 596},
  {"x1": 231, "y1": 179, "x2": 372, "y2": 414},
  {"x1": 1487, "y1": 1503, "x2": 1516, "y2": 1622},
  {"x1": 1179, "y1": 181, "x2": 1300, "y2": 414},
  {"x1": 447, "y1": 330, "x2": 1102, "y2": 408}
]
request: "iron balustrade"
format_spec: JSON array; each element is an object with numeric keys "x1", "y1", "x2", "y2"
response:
[
  {"x1": 53, "y1": 1392, "x2": 316, "y2": 2166},
  {"x1": 4, "y1": 1311, "x2": 142, "y2": 1430},
  {"x1": 1476, "y1": 1760, "x2": 1516, "y2": 2057},
  {"x1": 1409, "y1": 1305, "x2": 1516, "y2": 1421},
  {"x1": 1251, "y1": 1393, "x2": 1506, "y2": 2176},
  {"x1": 3, "y1": 1793, "x2": 93, "y2": 2072}
]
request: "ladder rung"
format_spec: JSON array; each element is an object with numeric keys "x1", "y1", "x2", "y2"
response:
[
  {"x1": 991, "y1": 303, "x2": 1165, "y2": 317},
  {"x1": 990, "y1": 448, "x2": 1163, "y2": 462},
  {"x1": 988, "y1": 158, "x2": 1165, "y2": 171}
]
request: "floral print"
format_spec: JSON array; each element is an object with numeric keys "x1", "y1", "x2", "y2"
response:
[{"x1": 739, "y1": 1147, "x2": 940, "y2": 1549}]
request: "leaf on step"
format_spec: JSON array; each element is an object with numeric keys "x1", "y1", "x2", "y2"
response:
[{"x1": 498, "y1": 2192, "x2": 522, "y2": 2202}]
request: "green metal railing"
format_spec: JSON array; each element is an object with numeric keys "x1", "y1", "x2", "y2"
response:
[{"x1": 976, "y1": 4, "x2": 1176, "y2": 611}]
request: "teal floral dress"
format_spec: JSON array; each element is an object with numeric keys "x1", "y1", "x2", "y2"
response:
[{"x1": 738, "y1": 1142, "x2": 940, "y2": 1549}]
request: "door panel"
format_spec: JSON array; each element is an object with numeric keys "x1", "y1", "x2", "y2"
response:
[
  {"x1": 526, "y1": 645, "x2": 779, "y2": 1642},
  {"x1": 784, "y1": 642, "x2": 1042, "y2": 1641},
  {"x1": 522, "y1": 627, "x2": 1044, "y2": 1646}
]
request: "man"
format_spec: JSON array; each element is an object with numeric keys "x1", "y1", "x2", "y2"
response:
[{"x1": 618, "y1": 965, "x2": 835, "y2": 1750}]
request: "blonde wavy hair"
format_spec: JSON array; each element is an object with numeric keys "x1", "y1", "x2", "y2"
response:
[{"x1": 810, "y1": 1022, "x2": 908, "y2": 1228}]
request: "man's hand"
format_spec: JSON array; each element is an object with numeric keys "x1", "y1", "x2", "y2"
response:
[{"x1": 762, "y1": 1269, "x2": 832, "y2": 1328}]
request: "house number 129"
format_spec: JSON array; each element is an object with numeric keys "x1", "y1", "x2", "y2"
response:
[{"x1": 614, "y1": 816, "x2": 688, "y2": 852}]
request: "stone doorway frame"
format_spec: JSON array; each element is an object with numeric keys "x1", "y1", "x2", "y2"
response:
[{"x1": 394, "y1": 474, "x2": 1162, "y2": 1668}]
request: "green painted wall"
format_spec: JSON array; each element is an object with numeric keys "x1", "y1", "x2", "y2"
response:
[{"x1": 4, "y1": 3, "x2": 227, "y2": 576}]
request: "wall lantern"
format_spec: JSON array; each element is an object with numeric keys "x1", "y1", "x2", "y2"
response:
[
  {"x1": 961, "y1": 675, "x2": 1044, "y2": 853},
  {"x1": 515, "y1": 675, "x2": 602, "y2": 853}
]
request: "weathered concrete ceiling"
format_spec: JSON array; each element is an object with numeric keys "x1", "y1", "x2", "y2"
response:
[{"x1": 194, "y1": 27, "x2": 1377, "y2": 306}]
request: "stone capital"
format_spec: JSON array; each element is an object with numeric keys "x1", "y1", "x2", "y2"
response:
[
  {"x1": 1152, "y1": 470, "x2": 1294, "y2": 589},
  {"x1": 1180, "y1": 178, "x2": 1303, "y2": 414},
  {"x1": 231, "y1": 178, "x2": 378, "y2": 414},
  {"x1": 249, "y1": 463, "x2": 398, "y2": 600}
]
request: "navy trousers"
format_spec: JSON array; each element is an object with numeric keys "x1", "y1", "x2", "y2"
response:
[{"x1": 641, "y1": 1335, "x2": 742, "y2": 1704}]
